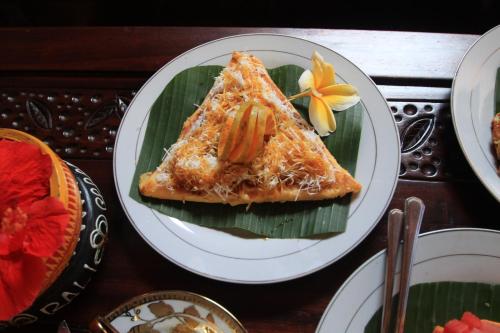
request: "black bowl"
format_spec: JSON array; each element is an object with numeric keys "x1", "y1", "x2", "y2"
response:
[{"x1": 0, "y1": 162, "x2": 109, "y2": 328}]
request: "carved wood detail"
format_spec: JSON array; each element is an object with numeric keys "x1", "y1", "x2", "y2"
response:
[
  {"x1": 391, "y1": 101, "x2": 474, "y2": 181},
  {"x1": 0, "y1": 90, "x2": 134, "y2": 158},
  {"x1": 0, "y1": 89, "x2": 473, "y2": 180}
]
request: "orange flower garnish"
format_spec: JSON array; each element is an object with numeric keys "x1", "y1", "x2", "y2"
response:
[
  {"x1": 0, "y1": 140, "x2": 69, "y2": 320},
  {"x1": 218, "y1": 101, "x2": 277, "y2": 164}
]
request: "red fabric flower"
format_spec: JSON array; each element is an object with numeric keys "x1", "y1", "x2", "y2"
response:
[{"x1": 0, "y1": 140, "x2": 69, "y2": 320}]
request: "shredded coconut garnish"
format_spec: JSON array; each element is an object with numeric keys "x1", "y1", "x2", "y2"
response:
[
  {"x1": 211, "y1": 183, "x2": 234, "y2": 201},
  {"x1": 161, "y1": 139, "x2": 187, "y2": 164},
  {"x1": 205, "y1": 154, "x2": 218, "y2": 169},
  {"x1": 149, "y1": 52, "x2": 344, "y2": 203},
  {"x1": 186, "y1": 112, "x2": 205, "y2": 137},
  {"x1": 230, "y1": 71, "x2": 245, "y2": 87}
]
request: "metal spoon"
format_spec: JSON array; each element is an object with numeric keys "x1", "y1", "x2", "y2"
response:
[
  {"x1": 380, "y1": 197, "x2": 425, "y2": 333},
  {"x1": 395, "y1": 197, "x2": 425, "y2": 333},
  {"x1": 380, "y1": 209, "x2": 404, "y2": 333}
]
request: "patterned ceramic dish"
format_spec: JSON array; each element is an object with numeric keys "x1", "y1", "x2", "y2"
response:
[
  {"x1": 90, "y1": 290, "x2": 246, "y2": 333},
  {"x1": 0, "y1": 129, "x2": 108, "y2": 328},
  {"x1": 4, "y1": 163, "x2": 110, "y2": 327},
  {"x1": 0, "y1": 128, "x2": 82, "y2": 291}
]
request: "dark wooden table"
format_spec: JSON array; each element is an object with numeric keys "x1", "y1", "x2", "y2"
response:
[{"x1": 1, "y1": 27, "x2": 498, "y2": 333}]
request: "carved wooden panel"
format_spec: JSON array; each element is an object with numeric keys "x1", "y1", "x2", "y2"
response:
[
  {"x1": 0, "y1": 88, "x2": 474, "y2": 181},
  {"x1": 391, "y1": 101, "x2": 474, "y2": 181},
  {"x1": 0, "y1": 89, "x2": 134, "y2": 158}
]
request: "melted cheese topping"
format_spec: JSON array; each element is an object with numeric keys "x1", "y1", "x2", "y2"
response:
[{"x1": 156, "y1": 52, "x2": 339, "y2": 202}]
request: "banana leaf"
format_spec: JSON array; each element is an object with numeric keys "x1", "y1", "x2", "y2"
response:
[
  {"x1": 364, "y1": 281, "x2": 500, "y2": 333},
  {"x1": 129, "y1": 64, "x2": 363, "y2": 238}
]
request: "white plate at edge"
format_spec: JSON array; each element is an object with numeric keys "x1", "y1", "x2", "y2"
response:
[
  {"x1": 113, "y1": 34, "x2": 400, "y2": 284},
  {"x1": 452, "y1": 25, "x2": 500, "y2": 201},
  {"x1": 316, "y1": 228, "x2": 500, "y2": 333}
]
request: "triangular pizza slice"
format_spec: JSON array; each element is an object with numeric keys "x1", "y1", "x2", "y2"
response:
[{"x1": 139, "y1": 52, "x2": 361, "y2": 205}]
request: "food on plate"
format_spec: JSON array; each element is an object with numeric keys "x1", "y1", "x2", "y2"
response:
[
  {"x1": 432, "y1": 311, "x2": 500, "y2": 333},
  {"x1": 139, "y1": 51, "x2": 361, "y2": 206},
  {"x1": 493, "y1": 113, "x2": 500, "y2": 169}
]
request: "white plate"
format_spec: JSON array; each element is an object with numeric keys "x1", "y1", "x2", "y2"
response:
[
  {"x1": 316, "y1": 228, "x2": 500, "y2": 333},
  {"x1": 113, "y1": 34, "x2": 400, "y2": 283},
  {"x1": 451, "y1": 25, "x2": 500, "y2": 201}
]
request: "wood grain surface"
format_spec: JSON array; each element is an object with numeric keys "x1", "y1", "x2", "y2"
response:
[
  {"x1": 0, "y1": 27, "x2": 497, "y2": 333},
  {"x1": 0, "y1": 27, "x2": 478, "y2": 79}
]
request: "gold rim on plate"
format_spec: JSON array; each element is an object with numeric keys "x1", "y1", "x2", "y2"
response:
[{"x1": 90, "y1": 290, "x2": 247, "y2": 333}]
